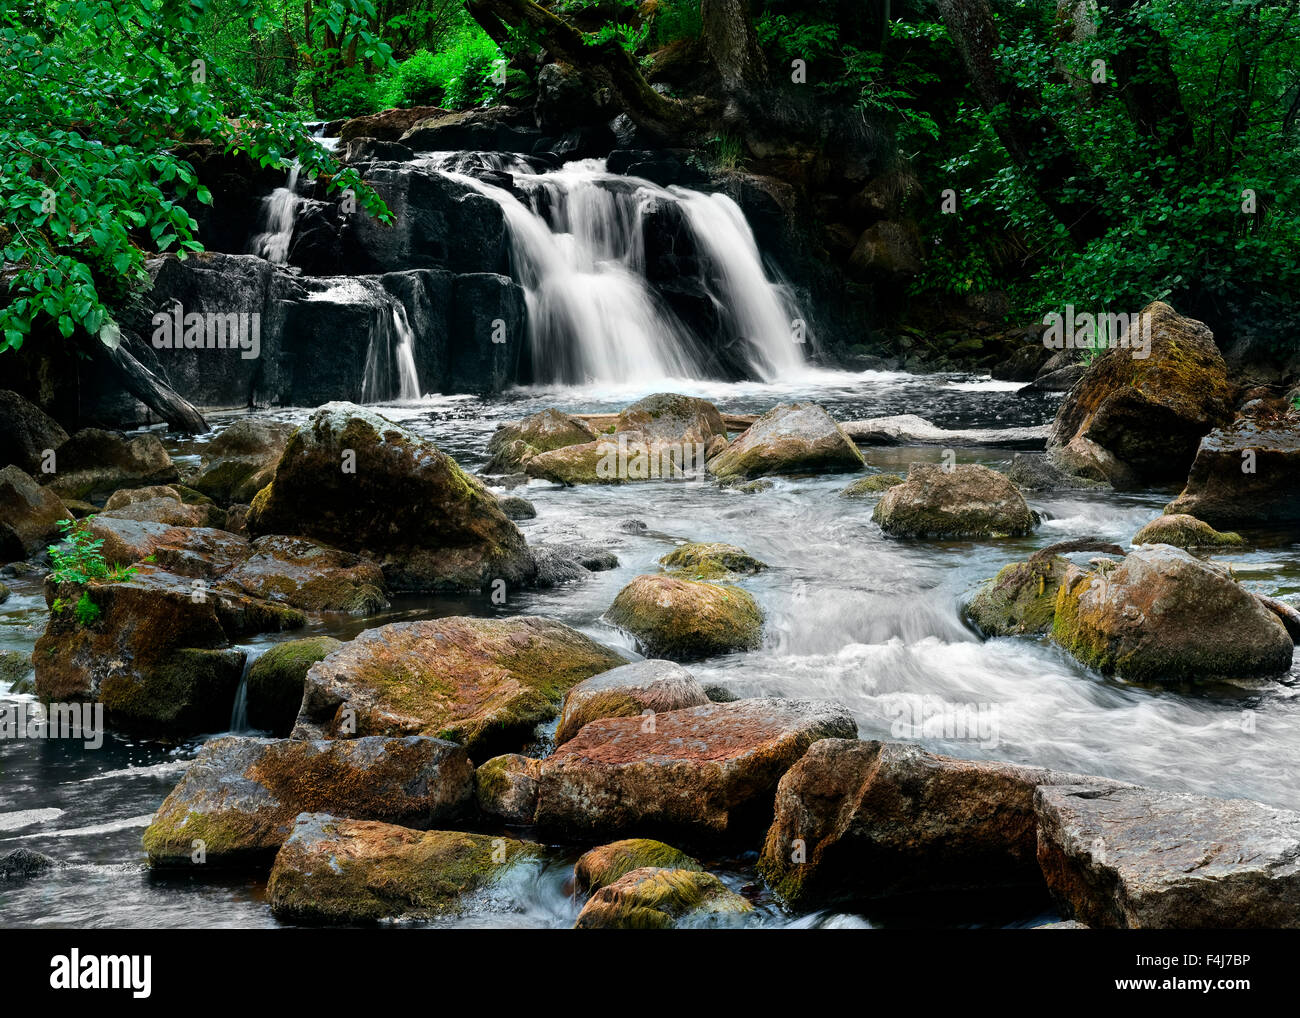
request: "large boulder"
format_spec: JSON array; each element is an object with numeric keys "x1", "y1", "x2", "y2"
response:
[
  {"x1": 1036, "y1": 783, "x2": 1300, "y2": 928},
  {"x1": 524, "y1": 431, "x2": 704, "y2": 485},
  {"x1": 246, "y1": 403, "x2": 534, "y2": 592},
  {"x1": 475, "y1": 753, "x2": 544, "y2": 824},
  {"x1": 1166, "y1": 416, "x2": 1300, "y2": 527},
  {"x1": 189, "y1": 419, "x2": 297, "y2": 505},
  {"x1": 1131, "y1": 513, "x2": 1243, "y2": 549},
  {"x1": 267, "y1": 813, "x2": 540, "y2": 923},
  {"x1": 555, "y1": 660, "x2": 710, "y2": 744},
  {"x1": 0, "y1": 389, "x2": 68, "y2": 475},
  {"x1": 966, "y1": 555, "x2": 1071, "y2": 636},
  {"x1": 98, "y1": 496, "x2": 219, "y2": 529},
  {"x1": 220, "y1": 535, "x2": 388, "y2": 613},
  {"x1": 758, "y1": 739, "x2": 1119, "y2": 907},
  {"x1": 0, "y1": 465, "x2": 68, "y2": 561},
  {"x1": 339, "y1": 105, "x2": 448, "y2": 143},
  {"x1": 606, "y1": 574, "x2": 763, "y2": 661},
  {"x1": 533, "y1": 698, "x2": 858, "y2": 843},
  {"x1": 706, "y1": 403, "x2": 864, "y2": 480},
  {"x1": 400, "y1": 106, "x2": 540, "y2": 153},
  {"x1": 292, "y1": 616, "x2": 626, "y2": 756},
  {"x1": 1047, "y1": 302, "x2": 1234, "y2": 487},
  {"x1": 143, "y1": 735, "x2": 473, "y2": 867},
  {"x1": 40, "y1": 428, "x2": 177, "y2": 500},
  {"x1": 574, "y1": 867, "x2": 753, "y2": 929},
  {"x1": 1052, "y1": 545, "x2": 1293, "y2": 682},
  {"x1": 659, "y1": 542, "x2": 766, "y2": 580},
  {"x1": 573, "y1": 838, "x2": 703, "y2": 892},
  {"x1": 245, "y1": 636, "x2": 342, "y2": 735},
  {"x1": 614, "y1": 393, "x2": 728, "y2": 447},
  {"x1": 873, "y1": 463, "x2": 1038, "y2": 539},
  {"x1": 484, "y1": 408, "x2": 598, "y2": 474}
]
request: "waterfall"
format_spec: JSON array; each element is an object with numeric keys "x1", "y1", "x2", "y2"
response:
[
  {"x1": 249, "y1": 163, "x2": 301, "y2": 265},
  {"x1": 307, "y1": 279, "x2": 422, "y2": 403},
  {"x1": 423, "y1": 154, "x2": 810, "y2": 386},
  {"x1": 228, "y1": 650, "x2": 258, "y2": 734}
]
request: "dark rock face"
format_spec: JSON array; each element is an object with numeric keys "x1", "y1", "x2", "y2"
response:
[
  {"x1": 1036, "y1": 784, "x2": 1300, "y2": 928},
  {"x1": 400, "y1": 107, "x2": 541, "y2": 153},
  {"x1": 1167, "y1": 416, "x2": 1300, "y2": 526},
  {"x1": 0, "y1": 848, "x2": 56, "y2": 881},
  {"x1": 445, "y1": 273, "x2": 526, "y2": 394},
  {"x1": 0, "y1": 390, "x2": 69, "y2": 475},
  {"x1": 0, "y1": 465, "x2": 68, "y2": 562},
  {"x1": 41, "y1": 428, "x2": 177, "y2": 500}
]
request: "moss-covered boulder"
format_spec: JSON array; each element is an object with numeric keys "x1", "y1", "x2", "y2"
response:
[
  {"x1": 574, "y1": 838, "x2": 702, "y2": 892},
  {"x1": 966, "y1": 555, "x2": 1071, "y2": 636},
  {"x1": 99, "y1": 496, "x2": 222, "y2": 529},
  {"x1": 267, "y1": 813, "x2": 540, "y2": 923},
  {"x1": 707, "y1": 403, "x2": 864, "y2": 480},
  {"x1": 525, "y1": 431, "x2": 702, "y2": 485},
  {"x1": 1132, "y1": 514, "x2": 1244, "y2": 549},
  {"x1": 1052, "y1": 545, "x2": 1293, "y2": 682},
  {"x1": 475, "y1": 753, "x2": 542, "y2": 824},
  {"x1": 1047, "y1": 302, "x2": 1234, "y2": 487},
  {"x1": 246, "y1": 403, "x2": 534, "y2": 592},
  {"x1": 221, "y1": 535, "x2": 388, "y2": 613},
  {"x1": 484, "y1": 408, "x2": 598, "y2": 474},
  {"x1": 0, "y1": 465, "x2": 67, "y2": 561},
  {"x1": 246, "y1": 637, "x2": 342, "y2": 735},
  {"x1": 615, "y1": 393, "x2": 728, "y2": 446},
  {"x1": 293, "y1": 616, "x2": 626, "y2": 756},
  {"x1": 556, "y1": 659, "x2": 710, "y2": 744},
  {"x1": 659, "y1": 542, "x2": 767, "y2": 580},
  {"x1": 574, "y1": 866, "x2": 752, "y2": 928},
  {"x1": 1166, "y1": 416, "x2": 1300, "y2": 527},
  {"x1": 190, "y1": 419, "x2": 297, "y2": 505},
  {"x1": 873, "y1": 463, "x2": 1038, "y2": 539},
  {"x1": 534, "y1": 697, "x2": 858, "y2": 843},
  {"x1": 143, "y1": 735, "x2": 473, "y2": 867},
  {"x1": 839, "y1": 473, "x2": 904, "y2": 498},
  {"x1": 40, "y1": 428, "x2": 177, "y2": 500},
  {"x1": 0, "y1": 649, "x2": 32, "y2": 687},
  {"x1": 497, "y1": 494, "x2": 536, "y2": 520},
  {"x1": 606, "y1": 574, "x2": 763, "y2": 661}
]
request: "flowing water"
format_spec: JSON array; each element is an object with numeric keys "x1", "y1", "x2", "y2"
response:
[{"x1": 248, "y1": 163, "x2": 300, "y2": 266}]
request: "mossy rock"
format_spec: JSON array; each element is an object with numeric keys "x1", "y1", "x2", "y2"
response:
[
  {"x1": 574, "y1": 839, "x2": 702, "y2": 893},
  {"x1": 247, "y1": 637, "x2": 342, "y2": 735},
  {"x1": 839, "y1": 473, "x2": 904, "y2": 498},
  {"x1": 555, "y1": 659, "x2": 710, "y2": 744},
  {"x1": 1131, "y1": 514, "x2": 1244, "y2": 549},
  {"x1": 659, "y1": 542, "x2": 767, "y2": 580},
  {"x1": 873, "y1": 463, "x2": 1038, "y2": 539},
  {"x1": 267, "y1": 813, "x2": 541, "y2": 924},
  {"x1": 606, "y1": 574, "x2": 763, "y2": 661},
  {"x1": 474, "y1": 753, "x2": 542, "y2": 824},
  {"x1": 484, "y1": 409, "x2": 598, "y2": 474},
  {"x1": 966, "y1": 556, "x2": 1070, "y2": 636},
  {"x1": 497, "y1": 495, "x2": 536, "y2": 520},
  {"x1": 0, "y1": 649, "x2": 32, "y2": 687},
  {"x1": 574, "y1": 866, "x2": 753, "y2": 929},
  {"x1": 0, "y1": 581, "x2": 9, "y2": 605},
  {"x1": 707, "y1": 403, "x2": 864, "y2": 481}
]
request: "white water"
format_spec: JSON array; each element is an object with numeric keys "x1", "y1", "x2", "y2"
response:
[
  {"x1": 307, "y1": 280, "x2": 422, "y2": 403},
  {"x1": 423, "y1": 154, "x2": 809, "y2": 386},
  {"x1": 248, "y1": 163, "x2": 301, "y2": 265}
]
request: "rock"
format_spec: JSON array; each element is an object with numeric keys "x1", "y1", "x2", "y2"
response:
[
  {"x1": 848, "y1": 220, "x2": 923, "y2": 277},
  {"x1": 246, "y1": 637, "x2": 342, "y2": 736},
  {"x1": 339, "y1": 105, "x2": 447, "y2": 143},
  {"x1": 1018, "y1": 363, "x2": 1087, "y2": 394},
  {"x1": 615, "y1": 393, "x2": 728, "y2": 447},
  {"x1": 90, "y1": 518, "x2": 246, "y2": 571},
  {"x1": 292, "y1": 616, "x2": 626, "y2": 756},
  {"x1": 1035, "y1": 783, "x2": 1300, "y2": 928},
  {"x1": 342, "y1": 137, "x2": 415, "y2": 164},
  {"x1": 221, "y1": 535, "x2": 389, "y2": 613},
  {"x1": 524, "y1": 432, "x2": 702, "y2": 485},
  {"x1": 1047, "y1": 302, "x2": 1234, "y2": 487},
  {"x1": 100, "y1": 496, "x2": 219, "y2": 529},
  {"x1": 0, "y1": 848, "x2": 56, "y2": 881},
  {"x1": 703, "y1": 684, "x2": 739, "y2": 703},
  {"x1": 707, "y1": 403, "x2": 864, "y2": 480},
  {"x1": 1131, "y1": 514, "x2": 1244, "y2": 549},
  {"x1": 873, "y1": 463, "x2": 1038, "y2": 539},
  {"x1": 35, "y1": 567, "x2": 302, "y2": 734},
  {"x1": 445, "y1": 273, "x2": 527, "y2": 393},
  {"x1": 839, "y1": 473, "x2": 904, "y2": 497},
  {"x1": 484, "y1": 408, "x2": 600, "y2": 474},
  {"x1": 41, "y1": 428, "x2": 177, "y2": 500},
  {"x1": 0, "y1": 390, "x2": 68, "y2": 475},
  {"x1": 659, "y1": 542, "x2": 767, "y2": 579},
  {"x1": 556, "y1": 660, "x2": 710, "y2": 744},
  {"x1": 58, "y1": 498, "x2": 98, "y2": 518},
  {"x1": 574, "y1": 867, "x2": 753, "y2": 929},
  {"x1": 0, "y1": 582, "x2": 8, "y2": 605},
  {"x1": 0, "y1": 465, "x2": 69, "y2": 561},
  {"x1": 574, "y1": 839, "x2": 703, "y2": 892},
  {"x1": 1006, "y1": 453, "x2": 1108, "y2": 492},
  {"x1": 841, "y1": 414, "x2": 1049, "y2": 449},
  {"x1": 1052, "y1": 545, "x2": 1293, "y2": 682},
  {"x1": 190, "y1": 419, "x2": 297, "y2": 505},
  {"x1": 496, "y1": 495, "x2": 536, "y2": 520},
  {"x1": 536, "y1": 61, "x2": 613, "y2": 131},
  {"x1": 1166, "y1": 416, "x2": 1300, "y2": 527},
  {"x1": 400, "y1": 106, "x2": 540, "y2": 153},
  {"x1": 0, "y1": 649, "x2": 31, "y2": 686},
  {"x1": 246, "y1": 403, "x2": 534, "y2": 592},
  {"x1": 758, "y1": 739, "x2": 1121, "y2": 907},
  {"x1": 267, "y1": 813, "x2": 540, "y2": 923},
  {"x1": 475, "y1": 753, "x2": 543, "y2": 824},
  {"x1": 606, "y1": 574, "x2": 763, "y2": 661},
  {"x1": 967, "y1": 555, "x2": 1071, "y2": 636},
  {"x1": 102, "y1": 484, "x2": 179, "y2": 510},
  {"x1": 143, "y1": 735, "x2": 474, "y2": 867},
  {"x1": 533, "y1": 698, "x2": 857, "y2": 842}
]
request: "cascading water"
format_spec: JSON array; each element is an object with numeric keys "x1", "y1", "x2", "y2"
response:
[
  {"x1": 249, "y1": 162, "x2": 301, "y2": 265},
  {"x1": 423, "y1": 153, "x2": 810, "y2": 386},
  {"x1": 307, "y1": 279, "x2": 422, "y2": 402}
]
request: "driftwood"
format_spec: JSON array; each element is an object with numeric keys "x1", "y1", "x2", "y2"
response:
[
  {"x1": 1028, "y1": 538, "x2": 1126, "y2": 562},
  {"x1": 1256, "y1": 593, "x2": 1300, "y2": 643},
  {"x1": 93, "y1": 329, "x2": 208, "y2": 435}
]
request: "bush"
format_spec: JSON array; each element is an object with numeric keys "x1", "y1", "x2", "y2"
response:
[{"x1": 375, "y1": 26, "x2": 503, "y2": 110}]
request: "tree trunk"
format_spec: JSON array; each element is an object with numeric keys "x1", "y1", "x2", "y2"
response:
[
  {"x1": 700, "y1": 0, "x2": 767, "y2": 91},
  {"x1": 936, "y1": 0, "x2": 1112, "y2": 247},
  {"x1": 95, "y1": 332, "x2": 209, "y2": 435}
]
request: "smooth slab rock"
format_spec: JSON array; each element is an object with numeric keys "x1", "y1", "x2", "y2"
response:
[
  {"x1": 247, "y1": 403, "x2": 533, "y2": 591},
  {"x1": 293, "y1": 616, "x2": 626, "y2": 756},
  {"x1": 707, "y1": 403, "x2": 864, "y2": 480},
  {"x1": 1167, "y1": 416, "x2": 1300, "y2": 526},
  {"x1": 873, "y1": 463, "x2": 1038, "y2": 539},
  {"x1": 574, "y1": 866, "x2": 753, "y2": 929},
  {"x1": 1036, "y1": 784, "x2": 1300, "y2": 928},
  {"x1": 606, "y1": 574, "x2": 763, "y2": 661},
  {"x1": 842, "y1": 414, "x2": 1048, "y2": 449},
  {"x1": 758, "y1": 740, "x2": 1122, "y2": 907},
  {"x1": 1052, "y1": 545, "x2": 1293, "y2": 682},
  {"x1": 1131, "y1": 513, "x2": 1243, "y2": 549},
  {"x1": 484, "y1": 408, "x2": 598, "y2": 474},
  {"x1": 267, "y1": 813, "x2": 540, "y2": 924},
  {"x1": 555, "y1": 659, "x2": 710, "y2": 744},
  {"x1": 574, "y1": 838, "x2": 703, "y2": 892},
  {"x1": 143, "y1": 735, "x2": 473, "y2": 866},
  {"x1": 534, "y1": 698, "x2": 857, "y2": 843},
  {"x1": 0, "y1": 465, "x2": 68, "y2": 561}
]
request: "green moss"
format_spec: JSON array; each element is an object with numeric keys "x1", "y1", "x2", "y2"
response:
[
  {"x1": 574, "y1": 867, "x2": 754, "y2": 929},
  {"x1": 967, "y1": 556, "x2": 1070, "y2": 636},
  {"x1": 659, "y1": 542, "x2": 767, "y2": 580},
  {"x1": 247, "y1": 637, "x2": 341, "y2": 735},
  {"x1": 575, "y1": 839, "x2": 702, "y2": 892},
  {"x1": 839, "y1": 473, "x2": 904, "y2": 498},
  {"x1": 1132, "y1": 514, "x2": 1244, "y2": 549},
  {"x1": 607, "y1": 576, "x2": 763, "y2": 660}
]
